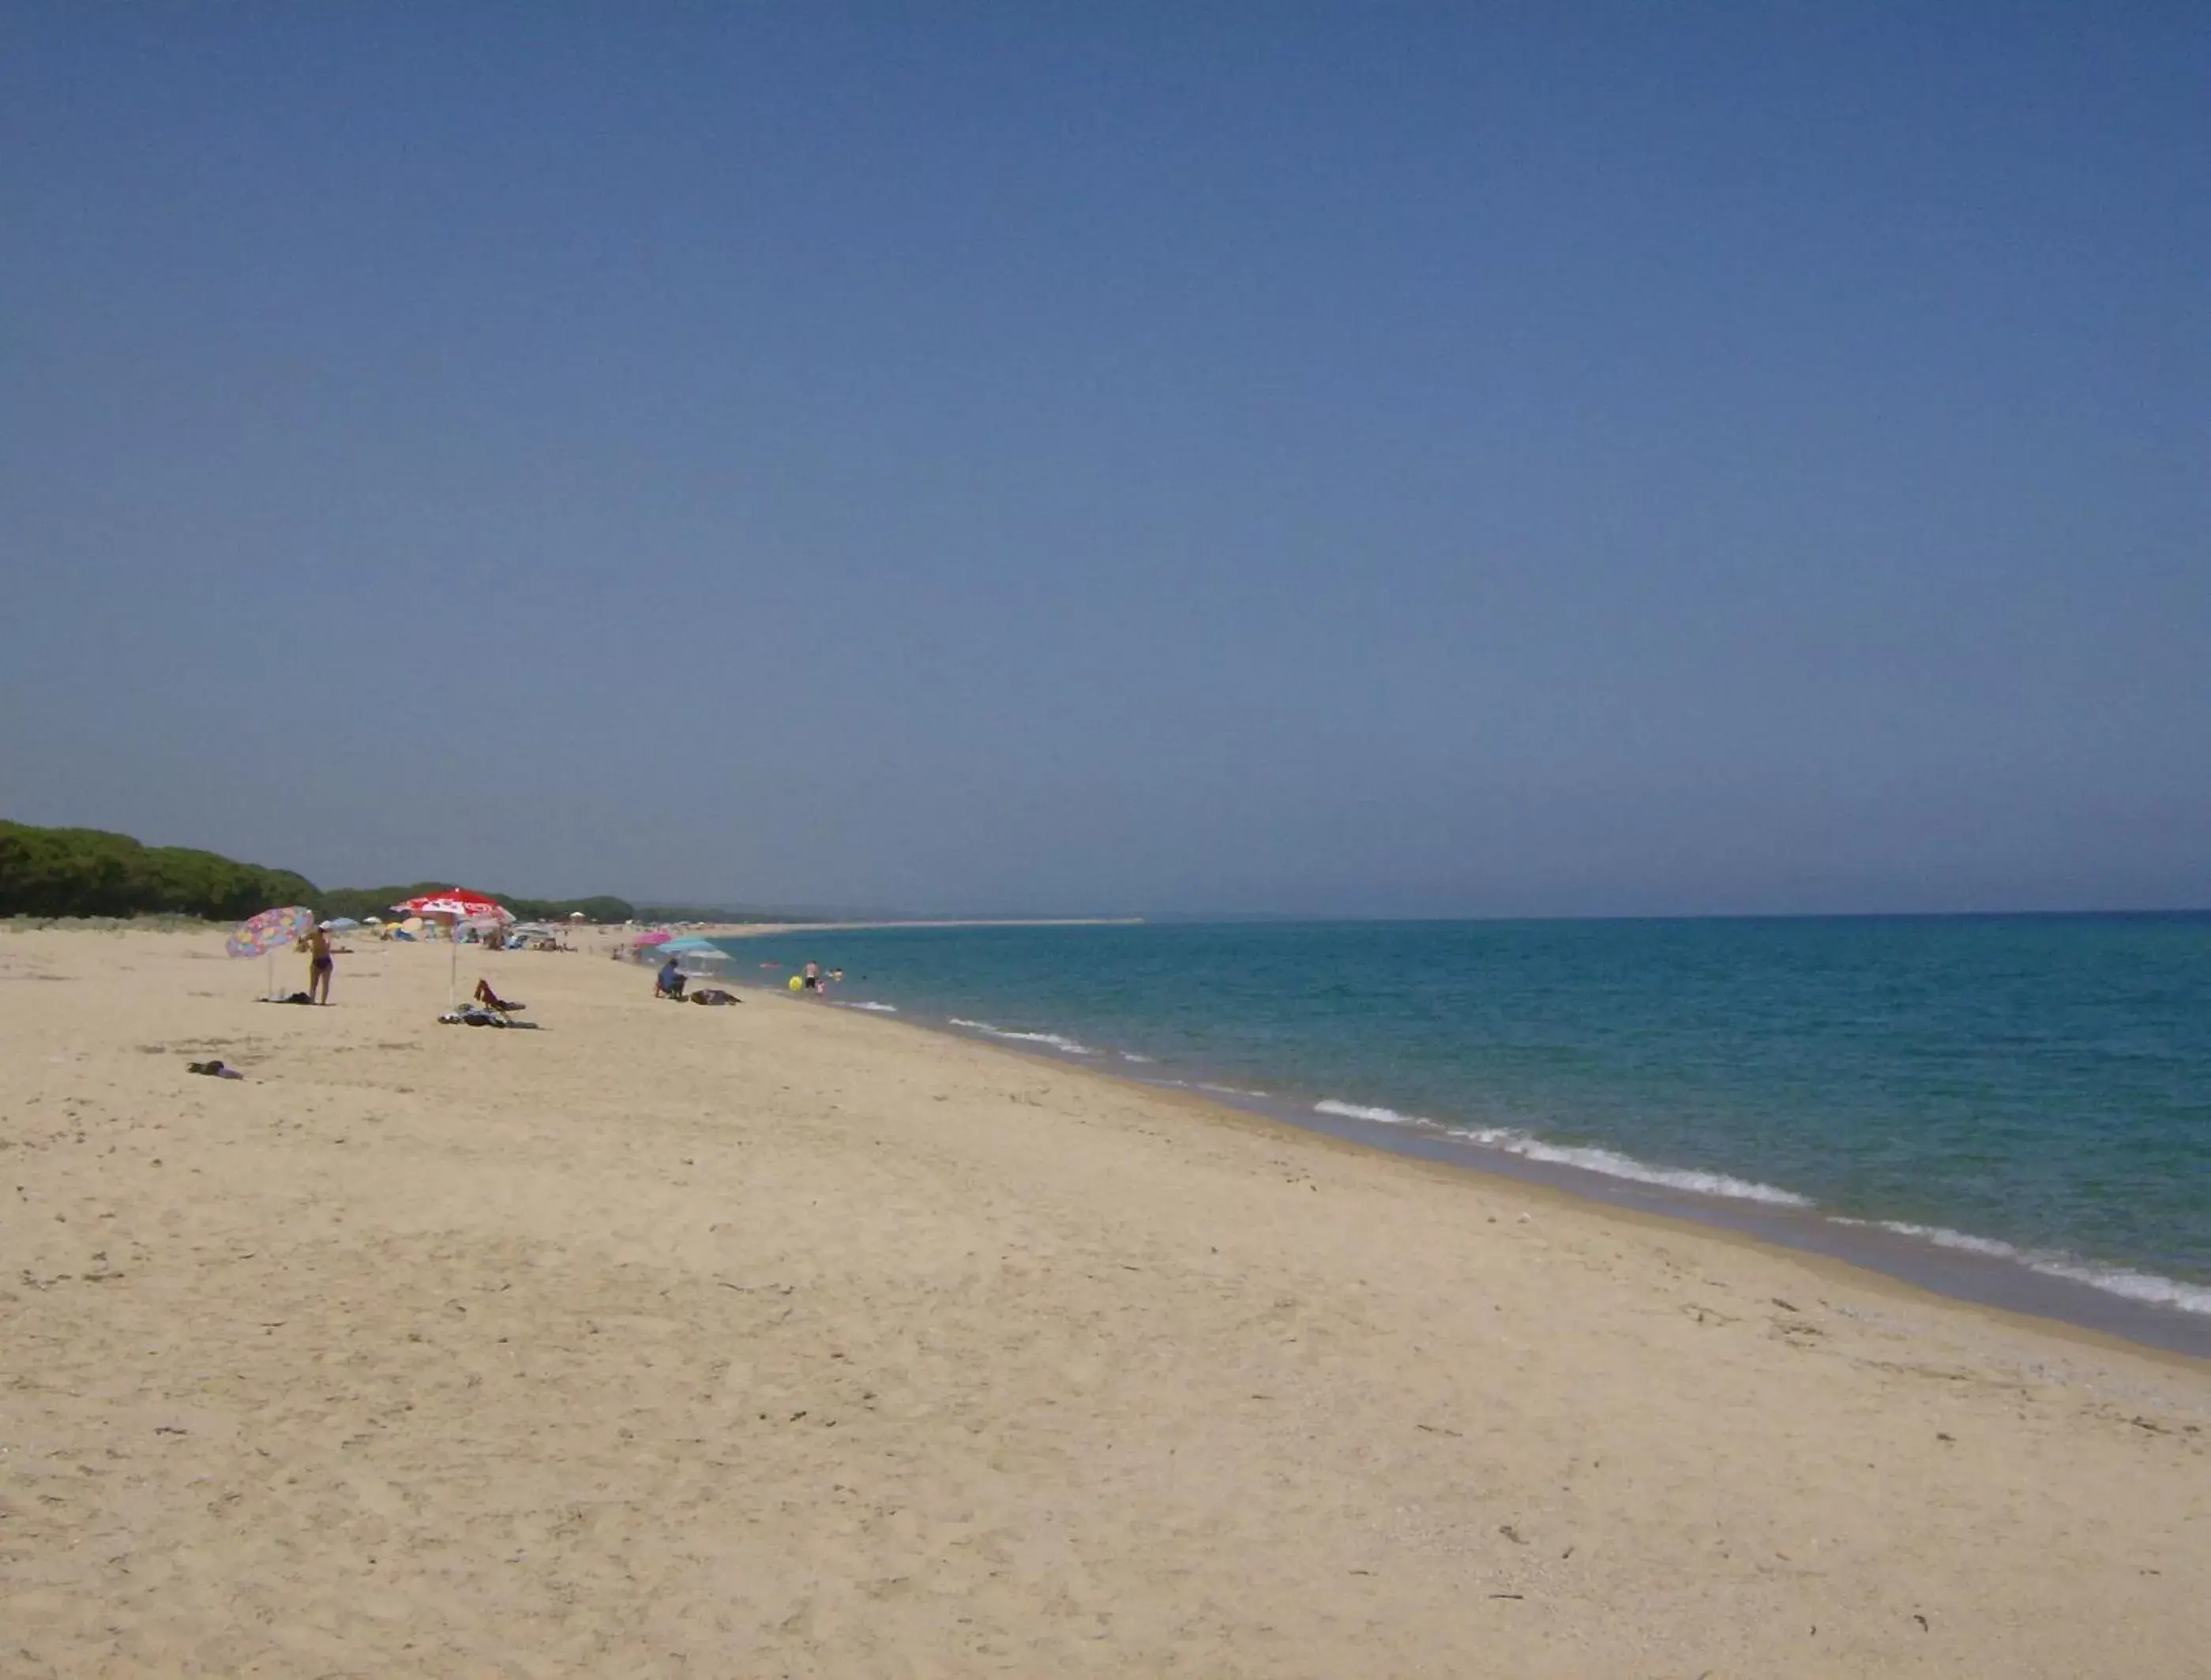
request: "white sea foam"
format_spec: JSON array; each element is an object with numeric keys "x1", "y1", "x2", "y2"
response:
[
  {"x1": 948, "y1": 1018, "x2": 1094, "y2": 1055},
  {"x1": 1864, "y1": 1220, "x2": 2018, "y2": 1258},
  {"x1": 1864, "y1": 1222, "x2": 2211, "y2": 1316},
  {"x1": 1454, "y1": 1127, "x2": 1815, "y2": 1206},
  {"x1": 835, "y1": 1000, "x2": 899, "y2": 1014},
  {"x1": 2030, "y1": 1260, "x2": 2211, "y2": 1315},
  {"x1": 1315, "y1": 1099, "x2": 1427, "y2": 1126},
  {"x1": 1197, "y1": 1082, "x2": 1269, "y2": 1098},
  {"x1": 1312, "y1": 1100, "x2": 1812, "y2": 1206},
  {"x1": 1118, "y1": 1052, "x2": 1157, "y2": 1063}
]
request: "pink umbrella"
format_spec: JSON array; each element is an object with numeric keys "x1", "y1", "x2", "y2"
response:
[{"x1": 633, "y1": 930, "x2": 674, "y2": 946}]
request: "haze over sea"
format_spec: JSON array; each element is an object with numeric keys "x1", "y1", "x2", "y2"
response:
[{"x1": 732, "y1": 915, "x2": 2211, "y2": 1350}]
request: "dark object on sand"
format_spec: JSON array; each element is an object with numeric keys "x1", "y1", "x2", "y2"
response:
[
  {"x1": 186, "y1": 1059, "x2": 243, "y2": 1079},
  {"x1": 258, "y1": 992, "x2": 317, "y2": 1005},
  {"x1": 438, "y1": 1007, "x2": 541, "y2": 1029},
  {"x1": 690, "y1": 988, "x2": 741, "y2": 1006}
]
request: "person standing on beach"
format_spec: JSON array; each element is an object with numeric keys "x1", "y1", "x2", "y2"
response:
[{"x1": 306, "y1": 922, "x2": 334, "y2": 1005}]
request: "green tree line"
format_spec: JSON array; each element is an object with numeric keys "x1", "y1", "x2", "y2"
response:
[
  {"x1": 0, "y1": 822, "x2": 639, "y2": 924},
  {"x1": 0, "y1": 822, "x2": 320, "y2": 921}
]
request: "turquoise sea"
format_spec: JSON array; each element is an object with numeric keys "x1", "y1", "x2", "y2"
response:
[{"x1": 722, "y1": 917, "x2": 2211, "y2": 1354}]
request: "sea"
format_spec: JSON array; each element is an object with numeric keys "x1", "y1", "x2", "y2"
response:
[{"x1": 718, "y1": 917, "x2": 2211, "y2": 1357}]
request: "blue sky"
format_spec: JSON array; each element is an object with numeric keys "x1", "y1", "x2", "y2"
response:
[{"x1": 4, "y1": 5, "x2": 2205, "y2": 915}]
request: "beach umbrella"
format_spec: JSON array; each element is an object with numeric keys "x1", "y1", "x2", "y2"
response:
[
  {"x1": 395, "y1": 893, "x2": 512, "y2": 1005},
  {"x1": 633, "y1": 930, "x2": 674, "y2": 947},
  {"x1": 327, "y1": 917, "x2": 360, "y2": 931},
  {"x1": 227, "y1": 905, "x2": 316, "y2": 998},
  {"x1": 399, "y1": 891, "x2": 512, "y2": 923}
]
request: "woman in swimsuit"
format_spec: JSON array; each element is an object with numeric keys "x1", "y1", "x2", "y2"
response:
[{"x1": 306, "y1": 924, "x2": 334, "y2": 1005}]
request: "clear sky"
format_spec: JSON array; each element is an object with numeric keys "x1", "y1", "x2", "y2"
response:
[{"x1": 4, "y1": 5, "x2": 2205, "y2": 916}]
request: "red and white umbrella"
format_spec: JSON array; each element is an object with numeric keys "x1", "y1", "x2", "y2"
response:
[
  {"x1": 394, "y1": 891, "x2": 513, "y2": 1007},
  {"x1": 397, "y1": 891, "x2": 512, "y2": 923}
]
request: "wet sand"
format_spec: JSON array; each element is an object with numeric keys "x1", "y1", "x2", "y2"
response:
[{"x1": 3, "y1": 924, "x2": 2206, "y2": 1675}]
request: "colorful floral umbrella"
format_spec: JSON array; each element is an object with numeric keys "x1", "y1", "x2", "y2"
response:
[
  {"x1": 227, "y1": 905, "x2": 317, "y2": 999},
  {"x1": 227, "y1": 905, "x2": 316, "y2": 958}
]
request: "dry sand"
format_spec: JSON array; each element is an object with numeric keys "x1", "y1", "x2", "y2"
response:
[{"x1": 3, "y1": 924, "x2": 2205, "y2": 1677}]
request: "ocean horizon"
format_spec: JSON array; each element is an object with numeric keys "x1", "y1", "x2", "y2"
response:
[{"x1": 721, "y1": 913, "x2": 2211, "y2": 1356}]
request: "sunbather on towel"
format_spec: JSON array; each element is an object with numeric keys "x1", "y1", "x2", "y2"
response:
[
  {"x1": 690, "y1": 988, "x2": 741, "y2": 1005},
  {"x1": 474, "y1": 978, "x2": 522, "y2": 1012}
]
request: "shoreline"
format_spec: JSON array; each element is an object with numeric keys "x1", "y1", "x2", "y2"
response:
[
  {"x1": 793, "y1": 984, "x2": 2205, "y2": 1374},
  {"x1": 6, "y1": 924, "x2": 2207, "y2": 1673},
  {"x1": 781, "y1": 983, "x2": 2211, "y2": 1363},
  {"x1": 725, "y1": 951, "x2": 2211, "y2": 1361}
]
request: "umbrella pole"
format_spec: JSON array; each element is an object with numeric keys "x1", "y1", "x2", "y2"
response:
[{"x1": 449, "y1": 939, "x2": 457, "y2": 1011}]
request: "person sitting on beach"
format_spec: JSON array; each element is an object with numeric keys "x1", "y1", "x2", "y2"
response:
[
  {"x1": 473, "y1": 977, "x2": 522, "y2": 1013},
  {"x1": 655, "y1": 955, "x2": 686, "y2": 999}
]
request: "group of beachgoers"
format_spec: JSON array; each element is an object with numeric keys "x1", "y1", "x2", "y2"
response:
[
  {"x1": 651, "y1": 953, "x2": 841, "y2": 1007},
  {"x1": 286, "y1": 922, "x2": 838, "y2": 1018},
  {"x1": 285, "y1": 922, "x2": 552, "y2": 1018}
]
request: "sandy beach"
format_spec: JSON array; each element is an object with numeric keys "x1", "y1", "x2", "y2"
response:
[{"x1": 3, "y1": 925, "x2": 2205, "y2": 1677}]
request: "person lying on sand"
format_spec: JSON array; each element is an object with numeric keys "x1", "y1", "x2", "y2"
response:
[
  {"x1": 473, "y1": 978, "x2": 523, "y2": 1013},
  {"x1": 689, "y1": 988, "x2": 741, "y2": 1006}
]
